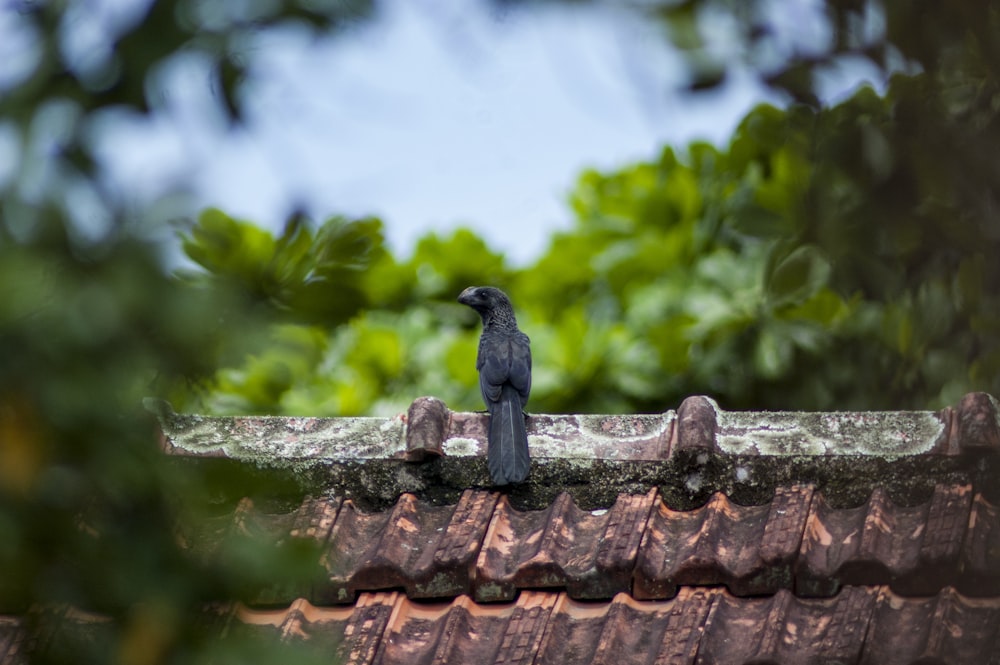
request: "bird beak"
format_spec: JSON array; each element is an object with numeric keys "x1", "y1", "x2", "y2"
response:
[{"x1": 458, "y1": 286, "x2": 478, "y2": 305}]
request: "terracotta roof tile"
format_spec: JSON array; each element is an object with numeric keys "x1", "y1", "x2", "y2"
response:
[
  {"x1": 318, "y1": 490, "x2": 498, "y2": 603},
  {"x1": 954, "y1": 391, "x2": 1000, "y2": 453},
  {"x1": 178, "y1": 483, "x2": 998, "y2": 605},
  {"x1": 233, "y1": 597, "x2": 354, "y2": 649},
  {"x1": 59, "y1": 392, "x2": 989, "y2": 662},
  {"x1": 862, "y1": 586, "x2": 1000, "y2": 665},
  {"x1": 11, "y1": 587, "x2": 997, "y2": 664},
  {"x1": 376, "y1": 592, "x2": 554, "y2": 664},
  {"x1": 475, "y1": 490, "x2": 658, "y2": 602},
  {"x1": 0, "y1": 616, "x2": 26, "y2": 665},
  {"x1": 175, "y1": 495, "x2": 342, "y2": 604},
  {"x1": 289, "y1": 495, "x2": 340, "y2": 541},
  {"x1": 673, "y1": 395, "x2": 717, "y2": 452},
  {"x1": 537, "y1": 589, "x2": 714, "y2": 665},
  {"x1": 701, "y1": 586, "x2": 877, "y2": 665},
  {"x1": 338, "y1": 592, "x2": 398, "y2": 664},
  {"x1": 634, "y1": 484, "x2": 814, "y2": 599},
  {"x1": 964, "y1": 492, "x2": 1000, "y2": 592},
  {"x1": 796, "y1": 484, "x2": 995, "y2": 597}
]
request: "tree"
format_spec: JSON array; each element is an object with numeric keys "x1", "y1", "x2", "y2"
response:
[
  {"x1": 184, "y1": 86, "x2": 1000, "y2": 415},
  {"x1": 177, "y1": 2, "x2": 1000, "y2": 416},
  {"x1": 0, "y1": 2, "x2": 376, "y2": 662},
  {"x1": 647, "y1": 0, "x2": 1000, "y2": 407}
]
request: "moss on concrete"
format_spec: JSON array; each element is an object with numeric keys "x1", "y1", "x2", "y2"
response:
[
  {"x1": 715, "y1": 409, "x2": 945, "y2": 456},
  {"x1": 160, "y1": 405, "x2": 995, "y2": 511}
]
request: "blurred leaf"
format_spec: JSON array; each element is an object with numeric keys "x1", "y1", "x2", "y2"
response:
[
  {"x1": 754, "y1": 324, "x2": 793, "y2": 379},
  {"x1": 181, "y1": 209, "x2": 385, "y2": 326},
  {"x1": 182, "y1": 208, "x2": 279, "y2": 288},
  {"x1": 0, "y1": 397, "x2": 48, "y2": 496},
  {"x1": 730, "y1": 204, "x2": 787, "y2": 238},
  {"x1": 409, "y1": 229, "x2": 509, "y2": 300},
  {"x1": 765, "y1": 244, "x2": 832, "y2": 308}
]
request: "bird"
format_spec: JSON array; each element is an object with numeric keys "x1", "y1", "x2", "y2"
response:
[{"x1": 457, "y1": 286, "x2": 531, "y2": 485}]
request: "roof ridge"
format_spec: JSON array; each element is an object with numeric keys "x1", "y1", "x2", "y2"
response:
[{"x1": 156, "y1": 392, "x2": 1000, "y2": 509}]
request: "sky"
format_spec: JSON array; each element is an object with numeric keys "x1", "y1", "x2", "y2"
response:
[
  {"x1": 88, "y1": 1, "x2": 790, "y2": 264},
  {"x1": 189, "y1": 2, "x2": 787, "y2": 264},
  {"x1": 7, "y1": 0, "x2": 883, "y2": 265}
]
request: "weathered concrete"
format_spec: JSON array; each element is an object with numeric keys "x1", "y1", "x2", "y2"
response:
[
  {"x1": 156, "y1": 394, "x2": 1000, "y2": 511},
  {"x1": 715, "y1": 409, "x2": 946, "y2": 456}
]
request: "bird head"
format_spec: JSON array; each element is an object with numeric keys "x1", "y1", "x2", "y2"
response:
[{"x1": 458, "y1": 286, "x2": 512, "y2": 317}]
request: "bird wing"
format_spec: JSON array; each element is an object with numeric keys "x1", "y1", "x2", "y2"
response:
[
  {"x1": 479, "y1": 332, "x2": 531, "y2": 409},
  {"x1": 508, "y1": 332, "x2": 531, "y2": 407}
]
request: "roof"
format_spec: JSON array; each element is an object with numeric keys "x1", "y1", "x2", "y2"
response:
[
  {"x1": 3, "y1": 393, "x2": 999, "y2": 663},
  {"x1": 154, "y1": 392, "x2": 998, "y2": 509}
]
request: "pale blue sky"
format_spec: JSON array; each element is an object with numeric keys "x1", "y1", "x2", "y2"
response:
[
  {"x1": 188, "y1": 2, "x2": 780, "y2": 264},
  {"x1": 90, "y1": 1, "x2": 788, "y2": 264},
  {"x1": 6, "y1": 0, "x2": 884, "y2": 264}
]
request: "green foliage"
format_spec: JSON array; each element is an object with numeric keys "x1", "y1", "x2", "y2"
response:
[
  {"x1": 180, "y1": 209, "x2": 385, "y2": 326},
  {"x1": 0, "y1": 221, "x2": 286, "y2": 659},
  {"x1": 408, "y1": 229, "x2": 509, "y2": 300},
  {"x1": 1, "y1": 1, "x2": 378, "y2": 662},
  {"x1": 190, "y1": 84, "x2": 1000, "y2": 415},
  {"x1": 176, "y1": 214, "x2": 517, "y2": 416}
]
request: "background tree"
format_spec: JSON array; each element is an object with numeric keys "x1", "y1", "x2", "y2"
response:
[
  {"x1": 185, "y1": 87, "x2": 1000, "y2": 415},
  {"x1": 647, "y1": 0, "x2": 1000, "y2": 408},
  {"x1": 179, "y1": 2, "x2": 1000, "y2": 416},
  {"x1": 1, "y1": 2, "x2": 377, "y2": 663}
]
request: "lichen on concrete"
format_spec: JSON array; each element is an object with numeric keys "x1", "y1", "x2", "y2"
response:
[
  {"x1": 716, "y1": 409, "x2": 945, "y2": 457},
  {"x1": 156, "y1": 398, "x2": 996, "y2": 510},
  {"x1": 163, "y1": 413, "x2": 407, "y2": 465},
  {"x1": 441, "y1": 437, "x2": 481, "y2": 457},
  {"x1": 528, "y1": 412, "x2": 672, "y2": 460},
  {"x1": 578, "y1": 413, "x2": 668, "y2": 439}
]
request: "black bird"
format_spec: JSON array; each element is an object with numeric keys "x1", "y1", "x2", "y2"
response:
[{"x1": 458, "y1": 286, "x2": 531, "y2": 485}]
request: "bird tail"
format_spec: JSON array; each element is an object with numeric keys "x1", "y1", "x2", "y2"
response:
[{"x1": 488, "y1": 384, "x2": 531, "y2": 485}]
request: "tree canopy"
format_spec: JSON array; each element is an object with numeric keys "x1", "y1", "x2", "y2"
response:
[{"x1": 181, "y1": 85, "x2": 1000, "y2": 415}]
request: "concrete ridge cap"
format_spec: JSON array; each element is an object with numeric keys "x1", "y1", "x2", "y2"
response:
[{"x1": 155, "y1": 392, "x2": 1000, "y2": 463}]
